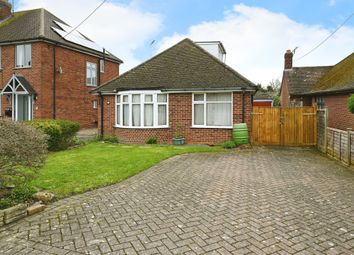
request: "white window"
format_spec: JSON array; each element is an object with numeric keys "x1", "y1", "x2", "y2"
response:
[
  {"x1": 100, "y1": 59, "x2": 104, "y2": 73},
  {"x1": 15, "y1": 44, "x2": 32, "y2": 68},
  {"x1": 86, "y1": 62, "x2": 97, "y2": 86},
  {"x1": 116, "y1": 91, "x2": 168, "y2": 128},
  {"x1": 193, "y1": 92, "x2": 232, "y2": 128},
  {"x1": 93, "y1": 100, "x2": 98, "y2": 109}
]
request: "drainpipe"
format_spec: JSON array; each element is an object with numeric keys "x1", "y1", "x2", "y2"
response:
[
  {"x1": 99, "y1": 91, "x2": 104, "y2": 137},
  {"x1": 242, "y1": 87, "x2": 246, "y2": 123},
  {"x1": 52, "y1": 44, "x2": 57, "y2": 119}
]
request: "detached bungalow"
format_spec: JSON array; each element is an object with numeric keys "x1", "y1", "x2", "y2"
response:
[{"x1": 93, "y1": 39, "x2": 257, "y2": 145}]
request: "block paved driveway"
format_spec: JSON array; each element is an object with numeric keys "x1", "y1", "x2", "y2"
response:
[{"x1": 0, "y1": 148, "x2": 353, "y2": 255}]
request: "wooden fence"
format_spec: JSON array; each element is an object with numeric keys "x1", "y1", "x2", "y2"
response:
[
  {"x1": 326, "y1": 127, "x2": 354, "y2": 166},
  {"x1": 252, "y1": 106, "x2": 317, "y2": 146}
]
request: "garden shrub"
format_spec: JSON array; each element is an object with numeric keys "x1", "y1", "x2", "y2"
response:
[
  {"x1": 102, "y1": 135, "x2": 119, "y2": 143},
  {"x1": 222, "y1": 140, "x2": 236, "y2": 149},
  {"x1": 0, "y1": 184, "x2": 36, "y2": 209},
  {"x1": 348, "y1": 94, "x2": 354, "y2": 114},
  {"x1": 27, "y1": 119, "x2": 80, "y2": 151},
  {"x1": 146, "y1": 137, "x2": 157, "y2": 144},
  {"x1": 0, "y1": 118, "x2": 48, "y2": 190}
]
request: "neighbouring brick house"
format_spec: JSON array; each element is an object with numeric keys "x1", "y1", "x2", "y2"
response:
[
  {"x1": 93, "y1": 38, "x2": 257, "y2": 145},
  {"x1": 0, "y1": 1, "x2": 122, "y2": 128},
  {"x1": 280, "y1": 49, "x2": 354, "y2": 130}
]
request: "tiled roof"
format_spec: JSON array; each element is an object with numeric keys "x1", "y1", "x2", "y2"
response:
[
  {"x1": 308, "y1": 52, "x2": 354, "y2": 94},
  {"x1": 286, "y1": 66, "x2": 332, "y2": 95},
  {"x1": 0, "y1": 8, "x2": 122, "y2": 63},
  {"x1": 94, "y1": 38, "x2": 257, "y2": 93},
  {"x1": 254, "y1": 90, "x2": 276, "y2": 100}
]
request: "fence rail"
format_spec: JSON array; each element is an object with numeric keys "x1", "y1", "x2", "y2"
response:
[{"x1": 326, "y1": 127, "x2": 353, "y2": 166}]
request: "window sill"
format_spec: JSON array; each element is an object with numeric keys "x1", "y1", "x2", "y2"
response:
[
  {"x1": 191, "y1": 125, "x2": 233, "y2": 129},
  {"x1": 114, "y1": 125, "x2": 170, "y2": 129},
  {"x1": 86, "y1": 84, "x2": 98, "y2": 87},
  {"x1": 14, "y1": 66, "x2": 32, "y2": 70}
]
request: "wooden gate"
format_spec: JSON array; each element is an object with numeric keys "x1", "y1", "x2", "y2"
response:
[{"x1": 252, "y1": 106, "x2": 317, "y2": 146}]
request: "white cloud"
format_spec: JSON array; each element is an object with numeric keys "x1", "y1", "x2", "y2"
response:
[
  {"x1": 157, "y1": 4, "x2": 354, "y2": 85},
  {"x1": 18, "y1": 0, "x2": 163, "y2": 72},
  {"x1": 328, "y1": 0, "x2": 337, "y2": 6}
]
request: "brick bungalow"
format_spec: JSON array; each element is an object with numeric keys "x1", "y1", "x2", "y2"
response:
[
  {"x1": 93, "y1": 39, "x2": 257, "y2": 145},
  {"x1": 280, "y1": 50, "x2": 354, "y2": 130},
  {"x1": 0, "y1": 1, "x2": 122, "y2": 128}
]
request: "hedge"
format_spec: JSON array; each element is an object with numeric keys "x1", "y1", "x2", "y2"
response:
[
  {"x1": 27, "y1": 119, "x2": 80, "y2": 151},
  {"x1": 348, "y1": 94, "x2": 354, "y2": 114}
]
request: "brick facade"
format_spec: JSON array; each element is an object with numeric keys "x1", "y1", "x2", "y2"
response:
[
  {"x1": 0, "y1": 42, "x2": 119, "y2": 128},
  {"x1": 323, "y1": 94, "x2": 354, "y2": 130},
  {"x1": 99, "y1": 92, "x2": 252, "y2": 145}
]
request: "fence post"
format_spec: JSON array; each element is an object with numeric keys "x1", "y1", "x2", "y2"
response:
[
  {"x1": 324, "y1": 108, "x2": 328, "y2": 154},
  {"x1": 347, "y1": 128, "x2": 352, "y2": 166}
]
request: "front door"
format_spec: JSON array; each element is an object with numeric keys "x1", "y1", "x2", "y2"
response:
[{"x1": 16, "y1": 94, "x2": 31, "y2": 121}]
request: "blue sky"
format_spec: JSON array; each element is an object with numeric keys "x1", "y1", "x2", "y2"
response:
[{"x1": 18, "y1": 0, "x2": 354, "y2": 85}]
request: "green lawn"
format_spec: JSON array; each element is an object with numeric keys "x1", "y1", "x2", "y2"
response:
[{"x1": 30, "y1": 142, "x2": 223, "y2": 198}]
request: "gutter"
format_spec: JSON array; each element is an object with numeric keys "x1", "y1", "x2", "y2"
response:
[
  {"x1": 91, "y1": 87, "x2": 257, "y2": 96},
  {"x1": 242, "y1": 87, "x2": 246, "y2": 123},
  {"x1": 52, "y1": 43, "x2": 57, "y2": 119},
  {"x1": 98, "y1": 91, "x2": 104, "y2": 137},
  {"x1": 0, "y1": 38, "x2": 123, "y2": 64},
  {"x1": 295, "y1": 88, "x2": 354, "y2": 96}
]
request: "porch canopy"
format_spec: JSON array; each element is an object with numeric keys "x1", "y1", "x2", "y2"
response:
[
  {"x1": 1, "y1": 74, "x2": 36, "y2": 95},
  {"x1": 0, "y1": 74, "x2": 36, "y2": 121}
]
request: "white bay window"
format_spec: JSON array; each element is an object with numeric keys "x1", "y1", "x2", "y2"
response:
[
  {"x1": 193, "y1": 92, "x2": 232, "y2": 128},
  {"x1": 116, "y1": 91, "x2": 168, "y2": 128}
]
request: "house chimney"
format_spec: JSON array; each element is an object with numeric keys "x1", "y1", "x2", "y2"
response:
[
  {"x1": 284, "y1": 49, "x2": 293, "y2": 69},
  {"x1": 0, "y1": 0, "x2": 12, "y2": 21}
]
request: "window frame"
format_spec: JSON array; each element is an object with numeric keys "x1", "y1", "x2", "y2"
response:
[
  {"x1": 15, "y1": 44, "x2": 32, "y2": 68},
  {"x1": 192, "y1": 92, "x2": 233, "y2": 129},
  {"x1": 86, "y1": 61, "x2": 97, "y2": 86},
  {"x1": 99, "y1": 59, "x2": 105, "y2": 73},
  {"x1": 115, "y1": 91, "x2": 169, "y2": 129}
]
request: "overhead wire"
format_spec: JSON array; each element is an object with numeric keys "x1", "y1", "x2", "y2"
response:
[
  {"x1": 64, "y1": 0, "x2": 107, "y2": 38},
  {"x1": 295, "y1": 10, "x2": 354, "y2": 61}
]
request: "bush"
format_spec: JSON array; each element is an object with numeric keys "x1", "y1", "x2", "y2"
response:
[
  {"x1": 0, "y1": 184, "x2": 36, "y2": 209},
  {"x1": 348, "y1": 94, "x2": 354, "y2": 113},
  {"x1": 27, "y1": 119, "x2": 80, "y2": 151},
  {"x1": 102, "y1": 135, "x2": 118, "y2": 143},
  {"x1": 146, "y1": 137, "x2": 157, "y2": 144},
  {"x1": 0, "y1": 119, "x2": 48, "y2": 189},
  {"x1": 222, "y1": 140, "x2": 236, "y2": 149}
]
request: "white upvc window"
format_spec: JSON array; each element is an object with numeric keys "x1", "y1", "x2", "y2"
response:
[
  {"x1": 192, "y1": 92, "x2": 233, "y2": 128},
  {"x1": 99, "y1": 59, "x2": 104, "y2": 73},
  {"x1": 116, "y1": 91, "x2": 168, "y2": 128},
  {"x1": 15, "y1": 44, "x2": 32, "y2": 68},
  {"x1": 86, "y1": 62, "x2": 97, "y2": 86}
]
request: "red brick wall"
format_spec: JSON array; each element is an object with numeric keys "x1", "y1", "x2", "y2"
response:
[
  {"x1": 99, "y1": 92, "x2": 253, "y2": 145},
  {"x1": 324, "y1": 94, "x2": 354, "y2": 130},
  {"x1": 253, "y1": 101, "x2": 272, "y2": 107},
  {"x1": 0, "y1": 42, "x2": 120, "y2": 128}
]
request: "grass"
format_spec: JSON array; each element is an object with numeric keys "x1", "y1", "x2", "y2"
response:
[{"x1": 30, "y1": 142, "x2": 223, "y2": 198}]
